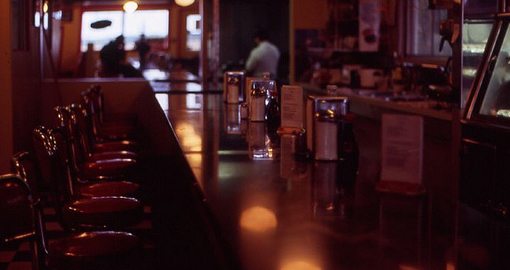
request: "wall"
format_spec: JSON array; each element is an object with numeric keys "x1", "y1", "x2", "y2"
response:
[
  {"x1": 0, "y1": 0, "x2": 13, "y2": 173},
  {"x1": 60, "y1": 4, "x2": 82, "y2": 75},
  {"x1": 289, "y1": 0, "x2": 328, "y2": 83},
  {"x1": 0, "y1": 0, "x2": 43, "y2": 172},
  {"x1": 292, "y1": 0, "x2": 328, "y2": 29}
]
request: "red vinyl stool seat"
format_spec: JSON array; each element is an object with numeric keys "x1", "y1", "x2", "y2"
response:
[
  {"x1": 79, "y1": 181, "x2": 140, "y2": 198},
  {"x1": 62, "y1": 196, "x2": 143, "y2": 229},
  {"x1": 93, "y1": 140, "x2": 138, "y2": 153},
  {"x1": 79, "y1": 158, "x2": 137, "y2": 179},
  {"x1": 48, "y1": 231, "x2": 140, "y2": 270}
]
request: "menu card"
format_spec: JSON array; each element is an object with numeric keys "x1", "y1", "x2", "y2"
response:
[
  {"x1": 281, "y1": 85, "x2": 304, "y2": 129},
  {"x1": 381, "y1": 114, "x2": 423, "y2": 184}
]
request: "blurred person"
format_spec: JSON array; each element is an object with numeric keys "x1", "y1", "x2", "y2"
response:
[
  {"x1": 99, "y1": 35, "x2": 141, "y2": 78},
  {"x1": 135, "y1": 34, "x2": 151, "y2": 70},
  {"x1": 245, "y1": 29, "x2": 280, "y2": 78}
]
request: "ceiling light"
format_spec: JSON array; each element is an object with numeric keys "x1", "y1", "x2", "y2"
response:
[
  {"x1": 175, "y1": 0, "x2": 195, "y2": 7},
  {"x1": 123, "y1": 1, "x2": 138, "y2": 13},
  {"x1": 42, "y1": 1, "x2": 49, "y2": 13}
]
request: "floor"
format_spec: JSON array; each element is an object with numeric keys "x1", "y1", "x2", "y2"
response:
[{"x1": 0, "y1": 206, "x2": 153, "y2": 270}]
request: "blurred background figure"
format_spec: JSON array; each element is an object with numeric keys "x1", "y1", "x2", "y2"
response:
[
  {"x1": 245, "y1": 29, "x2": 280, "y2": 78},
  {"x1": 99, "y1": 35, "x2": 126, "y2": 77},
  {"x1": 135, "y1": 34, "x2": 151, "y2": 70},
  {"x1": 99, "y1": 35, "x2": 142, "y2": 78}
]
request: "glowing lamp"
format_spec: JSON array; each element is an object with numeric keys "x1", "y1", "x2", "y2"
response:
[
  {"x1": 175, "y1": 0, "x2": 195, "y2": 7},
  {"x1": 123, "y1": 1, "x2": 138, "y2": 13}
]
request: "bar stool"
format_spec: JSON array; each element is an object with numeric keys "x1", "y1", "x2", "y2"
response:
[
  {"x1": 54, "y1": 106, "x2": 138, "y2": 181},
  {"x1": 32, "y1": 126, "x2": 143, "y2": 230},
  {"x1": 13, "y1": 151, "x2": 139, "y2": 200},
  {"x1": 0, "y1": 174, "x2": 141, "y2": 270},
  {"x1": 82, "y1": 86, "x2": 138, "y2": 141},
  {"x1": 71, "y1": 101, "x2": 139, "y2": 153},
  {"x1": 68, "y1": 104, "x2": 139, "y2": 159}
]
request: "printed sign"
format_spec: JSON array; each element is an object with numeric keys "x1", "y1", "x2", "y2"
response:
[
  {"x1": 381, "y1": 114, "x2": 423, "y2": 184},
  {"x1": 281, "y1": 85, "x2": 304, "y2": 129}
]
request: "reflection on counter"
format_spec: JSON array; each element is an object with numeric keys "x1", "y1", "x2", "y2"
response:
[
  {"x1": 225, "y1": 104, "x2": 242, "y2": 134},
  {"x1": 240, "y1": 206, "x2": 278, "y2": 233},
  {"x1": 247, "y1": 122, "x2": 278, "y2": 160},
  {"x1": 312, "y1": 162, "x2": 356, "y2": 219}
]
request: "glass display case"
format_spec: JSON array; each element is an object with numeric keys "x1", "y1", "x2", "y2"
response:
[
  {"x1": 461, "y1": 0, "x2": 497, "y2": 107},
  {"x1": 462, "y1": 20, "x2": 492, "y2": 107},
  {"x1": 466, "y1": 14, "x2": 510, "y2": 122},
  {"x1": 460, "y1": 13, "x2": 510, "y2": 270}
]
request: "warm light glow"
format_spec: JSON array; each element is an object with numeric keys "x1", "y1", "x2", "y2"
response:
[
  {"x1": 123, "y1": 1, "x2": 138, "y2": 13},
  {"x1": 176, "y1": 123, "x2": 202, "y2": 152},
  {"x1": 398, "y1": 265, "x2": 420, "y2": 270},
  {"x1": 281, "y1": 261, "x2": 322, "y2": 270},
  {"x1": 42, "y1": 1, "x2": 49, "y2": 13},
  {"x1": 240, "y1": 206, "x2": 277, "y2": 233},
  {"x1": 175, "y1": 0, "x2": 195, "y2": 7}
]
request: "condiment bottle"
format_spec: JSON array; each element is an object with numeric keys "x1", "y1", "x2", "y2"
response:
[
  {"x1": 250, "y1": 86, "x2": 267, "y2": 121},
  {"x1": 314, "y1": 109, "x2": 338, "y2": 161}
]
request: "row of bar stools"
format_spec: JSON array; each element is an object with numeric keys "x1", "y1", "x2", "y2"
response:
[
  {"x1": 1, "y1": 83, "x2": 147, "y2": 269},
  {"x1": 0, "y1": 174, "x2": 141, "y2": 270},
  {"x1": 29, "y1": 127, "x2": 144, "y2": 230},
  {"x1": 55, "y1": 105, "x2": 139, "y2": 181}
]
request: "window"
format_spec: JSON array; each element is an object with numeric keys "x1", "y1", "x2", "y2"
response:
[
  {"x1": 406, "y1": 0, "x2": 451, "y2": 56},
  {"x1": 186, "y1": 14, "x2": 201, "y2": 51},
  {"x1": 81, "y1": 10, "x2": 169, "y2": 51}
]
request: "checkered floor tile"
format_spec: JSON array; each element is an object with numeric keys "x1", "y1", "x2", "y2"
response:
[{"x1": 0, "y1": 205, "x2": 153, "y2": 270}]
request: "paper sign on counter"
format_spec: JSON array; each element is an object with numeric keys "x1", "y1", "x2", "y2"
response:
[
  {"x1": 381, "y1": 114, "x2": 423, "y2": 184},
  {"x1": 281, "y1": 85, "x2": 304, "y2": 129}
]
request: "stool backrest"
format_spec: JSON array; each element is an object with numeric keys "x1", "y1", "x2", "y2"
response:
[
  {"x1": 0, "y1": 174, "x2": 34, "y2": 243},
  {"x1": 32, "y1": 126, "x2": 75, "y2": 206}
]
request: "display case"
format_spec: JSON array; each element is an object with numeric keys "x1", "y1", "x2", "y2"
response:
[
  {"x1": 461, "y1": 0, "x2": 498, "y2": 107},
  {"x1": 462, "y1": 20, "x2": 492, "y2": 107},
  {"x1": 465, "y1": 15, "x2": 510, "y2": 121},
  {"x1": 460, "y1": 13, "x2": 510, "y2": 270}
]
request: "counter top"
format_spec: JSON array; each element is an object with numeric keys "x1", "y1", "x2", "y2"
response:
[
  {"x1": 158, "y1": 93, "x2": 453, "y2": 270},
  {"x1": 300, "y1": 84, "x2": 454, "y2": 121}
]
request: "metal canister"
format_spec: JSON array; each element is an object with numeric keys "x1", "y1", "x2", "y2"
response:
[
  {"x1": 250, "y1": 85, "x2": 267, "y2": 122},
  {"x1": 314, "y1": 109, "x2": 338, "y2": 161},
  {"x1": 224, "y1": 71, "x2": 245, "y2": 104}
]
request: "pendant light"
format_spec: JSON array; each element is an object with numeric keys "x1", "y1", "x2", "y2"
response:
[
  {"x1": 175, "y1": 0, "x2": 195, "y2": 7},
  {"x1": 123, "y1": 1, "x2": 139, "y2": 13}
]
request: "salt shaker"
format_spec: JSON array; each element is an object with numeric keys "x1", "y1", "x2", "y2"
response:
[
  {"x1": 314, "y1": 109, "x2": 338, "y2": 161},
  {"x1": 250, "y1": 86, "x2": 267, "y2": 122}
]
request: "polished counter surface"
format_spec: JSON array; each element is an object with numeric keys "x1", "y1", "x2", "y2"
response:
[{"x1": 157, "y1": 93, "x2": 454, "y2": 270}]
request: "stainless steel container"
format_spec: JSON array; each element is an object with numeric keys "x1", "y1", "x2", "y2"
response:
[
  {"x1": 314, "y1": 109, "x2": 339, "y2": 161},
  {"x1": 249, "y1": 79, "x2": 275, "y2": 121},
  {"x1": 306, "y1": 96, "x2": 350, "y2": 154},
  {"x1": 223, "y1": 71, "x2": 245, "y2": 104}
]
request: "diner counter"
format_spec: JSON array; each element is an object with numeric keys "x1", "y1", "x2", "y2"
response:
[
  {"x1": 157, "y1": 93, "x2": 454, "y2": 270},
  {"x1": 300, "y1": 83, "x2": 455, "y2": 122}
]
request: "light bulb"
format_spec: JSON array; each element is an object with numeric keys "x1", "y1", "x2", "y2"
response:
[
  {"x1": 123, "y1": 1, "x2": 138, "y2": 13},
  {"x1": 175, "y1": 0, "x2": 195, "y2": 7}
]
